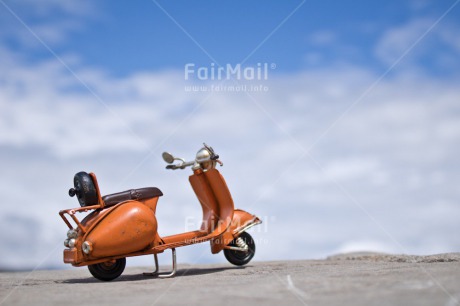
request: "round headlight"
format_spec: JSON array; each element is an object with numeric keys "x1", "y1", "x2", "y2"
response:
[
  {"x1": 68, "y1": 238, "x2": 76, "y2": 248},
  {"x1": 64, "y1": 239, "x2": 70, "y2": 247},
  {"x1": 196, "y1": 148, "x2": 211, "y2": 163},
  {"x1": 67, "y1": 229, "x2": 78, "y2": 239},
  {"x1": 82, "y1": 241, "x2": 92, "y2": 254}
]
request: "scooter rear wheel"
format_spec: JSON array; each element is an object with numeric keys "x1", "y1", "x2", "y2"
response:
[
  {"x1": 88, "y1": 258, "x2": 126, "y2": 281},
  {"x1": 224, "y1": 232, "x2": 255, "y2": 266}
]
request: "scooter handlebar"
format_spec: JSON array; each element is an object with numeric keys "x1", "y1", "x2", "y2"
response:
[
  {"x1": 163, "y1": 144, "x2": 222, "y2": 170},
  {"x1": 165, "y1": 160, "x2": 195, "y2": 170}
]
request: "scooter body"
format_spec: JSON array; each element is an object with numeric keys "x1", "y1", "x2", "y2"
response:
[{"x1": 59, "y1": 144, "x2": 261, "y2": 281}]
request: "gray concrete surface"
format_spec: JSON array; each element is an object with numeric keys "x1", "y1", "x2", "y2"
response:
[{"x1": 1, "y1": 253, "x2": 459, "y2": 306}]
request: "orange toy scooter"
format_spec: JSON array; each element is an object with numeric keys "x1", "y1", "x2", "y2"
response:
[{"x1": 59, "y1": 144, "x2": 261, "y2": 281}]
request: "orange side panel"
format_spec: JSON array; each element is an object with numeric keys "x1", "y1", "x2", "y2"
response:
[
  {"x1": 143, "y1": 197, "x2": 160, "y2": 214},
  {"x1": 85, "y1": 201, "x2": 157, "y2": 258}
]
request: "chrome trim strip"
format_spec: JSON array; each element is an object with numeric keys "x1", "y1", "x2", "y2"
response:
[{"x1": 235, "y1": 219, "x2": 262, "y2": 235}]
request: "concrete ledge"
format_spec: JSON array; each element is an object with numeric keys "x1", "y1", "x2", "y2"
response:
[{"x1": 1, "y1": 253, "x2": 459, "y2": 305}]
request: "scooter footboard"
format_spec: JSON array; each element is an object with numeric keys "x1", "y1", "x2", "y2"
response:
[{"x1": 210, "y1": 209, "x2": 261, "y2": 254}]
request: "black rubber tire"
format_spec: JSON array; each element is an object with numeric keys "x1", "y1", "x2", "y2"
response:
[
  {"x1": 88, "y1": 258, "x2": 126, "y2": 281},
  {"x1": 224, "y1": 232, "x2": 256, "y2": 266},
  {"x1": 73, "y1": 171, "x2": 98, "y2": 207}
]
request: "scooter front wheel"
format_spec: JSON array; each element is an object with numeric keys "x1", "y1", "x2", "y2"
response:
[
  {"x1": 88, "y1": 258, "x2": 126, "y2": 281},
  {"x1": 224, "y1": 232, "x2": 255, "y2": 266}
]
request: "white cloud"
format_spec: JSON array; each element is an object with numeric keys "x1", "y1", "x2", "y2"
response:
[
  {"x1": 308, "y1": 30, "x2": 337, "y2": 46},
  {"x1": 12, "y1": 0, "x2": 95, "y2": 17},
  {"x1": 18, "y1": 20, "x2": 84, "y2": 46},
  {"x1": 0, "y1": 0, "x2": 95, "y2": 48},
  {"x1": 438, "y1": 26, "x2": 460, "y2": 52},
  {"x1": 303, "y1": 52, "x2": 323, "y2": 65},
  {"x1": 408, "y1": 0, "x2": 433, "y2": 11},
  {"x1": 374, "y1": 17, "x2": 460, "y2": 72},
  {"x1": 375, "y1": 18, "x2": 434, "y2": 65}
]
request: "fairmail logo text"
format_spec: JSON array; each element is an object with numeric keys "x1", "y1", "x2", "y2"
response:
[{"x1": 184, "y1": 63, "x2": 274, "y2": 81}]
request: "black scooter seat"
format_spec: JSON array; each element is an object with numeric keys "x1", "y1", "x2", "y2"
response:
[{"x1": 102, "y1": 187, "x2": 163, "y2": 207}]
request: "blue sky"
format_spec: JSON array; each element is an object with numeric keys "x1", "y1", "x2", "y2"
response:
[
  {"x1": 0, "y1": 0, "x2": 459, "y2": 271},
  {"x1": 3, "y1": 0, "x2": 460, "y2": 76}
]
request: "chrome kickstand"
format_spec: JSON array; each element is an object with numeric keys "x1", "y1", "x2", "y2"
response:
[
  {"x1": 143, "y1": 248, "x2": 177, "y2": 278},
  {"x1": 143, "y1": 253, "x2": 160, "y2": 276}
]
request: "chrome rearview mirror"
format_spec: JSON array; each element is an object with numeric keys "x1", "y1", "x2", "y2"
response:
[{"x1": 162, "y1": 152, "x2": 175, "y2": 164}]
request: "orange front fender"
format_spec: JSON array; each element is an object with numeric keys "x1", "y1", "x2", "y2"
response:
[{"x1": 210, "y1": 209, "x2": 261, "y2": 254}]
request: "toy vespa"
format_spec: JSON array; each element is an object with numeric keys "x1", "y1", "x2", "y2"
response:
[{"x1": 59, "y1": 143, "x2": 261, "y2": 281}]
